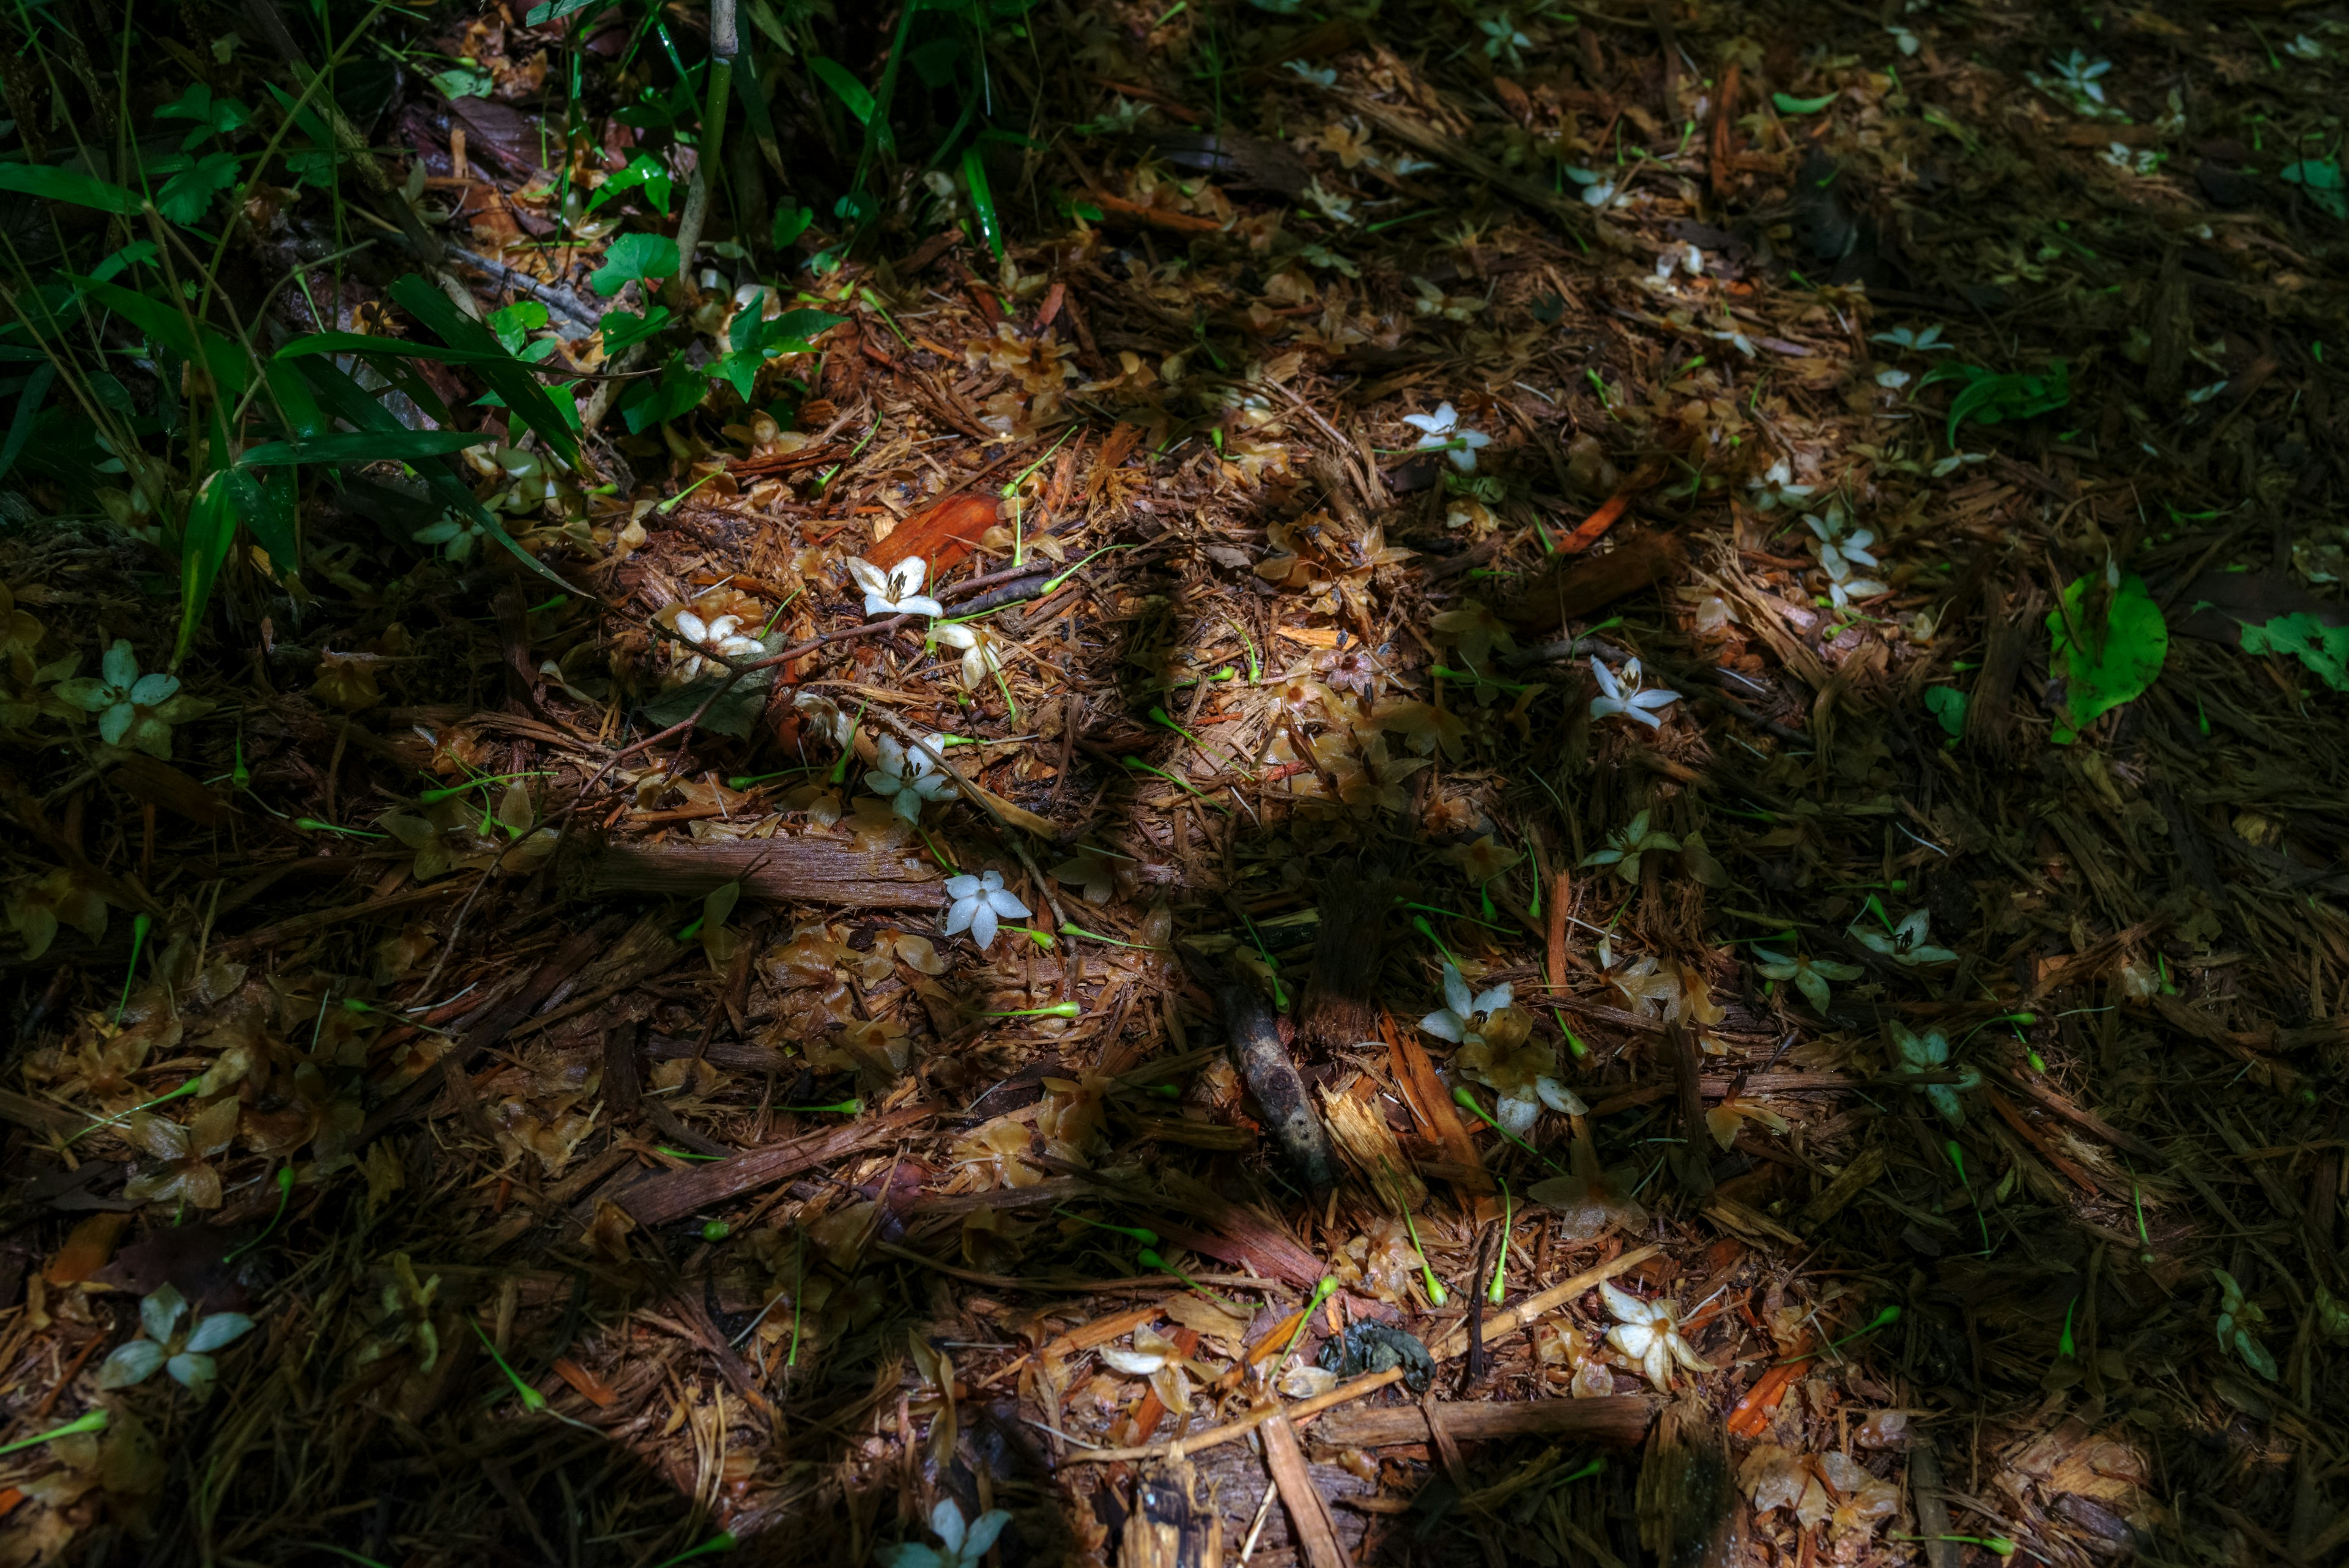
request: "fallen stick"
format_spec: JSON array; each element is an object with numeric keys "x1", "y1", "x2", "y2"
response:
[
  {"x1": 1310, "y1": 1395, "x2": 1651, "y2": 1450},
  {"x1": 1062, "y1": 1244, "x2": 1660, "y2": 1464},
  {"x1": 1217, "y1": 978, "x2": 1339, "y2": 1192}
]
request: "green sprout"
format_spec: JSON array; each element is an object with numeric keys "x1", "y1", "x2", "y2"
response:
[
  {"x1": 1893, "y1": 1535, "x2": 2015, "y2": 1558},
  {"x1": 66, "y1": 1076, "x2": 202, "y2": 1145},
  {"x1": 1121, "y1": 754, "x2": 1226, "y2": 809},
  {"x1": 1137, "y1": 1247, "x2": 1242, "y2": 1309},
  {"x1": 1946, "y1": 1140, "x2": 1992, "y2": 1254},
  {"x1": 983, "y1": 1001, "x2": 1082, "y2": 1018},
  {"x1": 417, "y1": 770, "x2": 549, "y2": 805},
  {"x1": 0, "y1": 1408, "x2": 106, "y2": 1457},
  {"x1": 294, "y1": 817, "x2": 388, "y2": 839},
  {"x1": 1778, "y1": 1304, "x2": 1902, "y2": 1364},
  {"x1": 1488, "y1": 1176, "x2": 1513, "y2": 1305},
  {"x1": 1230, "y1": 904, "x2": 1290, "y2": 1008},
  {"x1": 223, "y1": 1167, "x2": 296, "y2": 1264},
  {"x1": 647, "y1": 1536, "x2": 740, "y2": 1568},
  {"x1": 1379, "y1": 1159, "x2": 1447, "y2": 1307},
  {"x1": 1453, "y1": 1085, "x2": 1570, "y2": 1177},
  {"x1": 469, "y1": 1318, "x2": 547, "y2": 1412},
  {"x1": 702, "y1": 1221, "x2": 733, "y2": 1242},
  {"x1": 778, "y1": 1099, "x2": 864, "y2": 1115},
  {"x1": 1058, "y1": 921, "x2": 1167, "y2": 951},
  {"x1": 1056, "y1": 1208, "x2": 1161, "y2": 1247},
  {"x1": 114, "y1": 912, "x2": 152, "y2": 1022}
]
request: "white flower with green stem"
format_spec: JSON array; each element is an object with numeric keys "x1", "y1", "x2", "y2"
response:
[
  {"x1": 1891, "y1": 1022, "x2": 1979, "y2": 1126},
  {"x1": 97, "y1": 1284, "x2": 255, "y2": 1401},
  {"x1": 1852, "y1": 908, "x2": 1956, "y2": 966},
  {"x1": 1598, "y1": 1280, "x2": 1713, "y2": 1391},
  {"x1": 864, "y1": 735, "x2": 957, "y2": 822},
  {"x1": 847, "y1": 555, "x2": 944, "y2": 619},
  {"x1": 56, "y1": 640, "x2": 209, "y2": 757},
  {"x1": 1580, "y1": 809, "x2": 1680, "y2": 883},
  {"x1": 1587, "y1": 657, "x2": 1680, "y2": 729},
  {"x1": 1753, "y1": 948, "x2": 1864, "y2": 1013},
  {"x1": 1402, "y1": 403, "x2": 1493, "y2": 472}
]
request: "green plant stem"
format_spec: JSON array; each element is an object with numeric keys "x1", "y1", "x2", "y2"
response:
[
  {"x1": 223, "y1": 1166, "x2": 296, "y2": 1264},
  {"x1": 0, "y1": 1408, "x2": 107, "y2": 1457},
  {"x1": 113, "y1": 912, "x2": 152, "y2": 1022}
]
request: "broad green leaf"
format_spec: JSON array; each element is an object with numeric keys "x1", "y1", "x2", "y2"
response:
[
  {"x1": 229, "y1": 468, "x2": 299, "y2": 573},
  {"x1": 0, "y1": 163, "x2": 143, "y2": 214},
  {"x1": 809, "y1": 57, "x2": 875, "y2": 125},
  {"x1": 489, "y1": 300, "x2": 549, "y2": 354},
  {"x1": 1923, "y1": 685, "x2": 1967, "y2": 739},
  {"x1": 237, "y1": 428, "x2": 486, "y2": 466},
  {"x1": 178, "y1": 466, "x2": 241, "y2": 664},
  {"x1": 588, "y1": 152, "x2": 674, "y2": 216},
  {"x1": 155, "y1": 150, "x2": 241, "y2": 226},
  {"x1": 963, "y1": 147, "x2": 1003, "y2": 264},
  {"x1": 617, "y1": 352, "x2": 708, "y2": 433},
  {"x1": 591, "y1": 232, "x2": 681, "y2": 297},
  {"x1": 155, "y1": 84, "x2": 251, "y2": 149},
  {"x1": 761, "y1": 308, "x2": 846, "y2": 352},
  {"x1": 387, "y1": 274, "x2": 582, "y2": 470},
  {"x1": 772, "y1": 203, "x2": 815, "y2": 248},
  {"x1": 288, "y1": 356, "x2": 579, "y2": 596},
  {"x1": 2238, "y1": 611, "x2": 2349, "y2": 691},
  {"x1": 0, "y1": 362, "x2": 54, "y2": 484},
  {"x1": 524, "y1": 0, "x2": 614, "y2": 21},
  {"x1": 1934, "y1": 360, "x2": 2069, "y2": 446},
  {"x1": 433, "y1": 65, "x2": 496, "y2": 100},
  {"x1": 277, "y1": 330, "x2": 540, "y2": 368},
  {"x1": 261, "y1": 360, "x2": 327, "y2": 441},
  {"x1": 2282, "y1": 158, "x2": 2347, "y2": 220},
  {"x1": 1773, "y1": 92, "x2": 1839, "y2": 114},
  {"x1": 67, "y1": 273, "x2": 251, "y2": 397},
  {"x1": 2046, "y1": 573, "x2": 2165, "y2": 744},
  {"x1": 713, "y1": 349, "x2": 761, "y2": 404},
  {"x1": 599, "y1": 307, "x2": 672, "y2": 356}
]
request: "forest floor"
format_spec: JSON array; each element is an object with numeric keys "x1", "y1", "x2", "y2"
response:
[{"x1": 3, "y1": 0, "x2": 2348, "y2": 1565}]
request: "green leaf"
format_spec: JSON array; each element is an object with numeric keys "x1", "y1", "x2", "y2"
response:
[
  {"x1": 0, "y1": 163, "x2": 143, "y2": 215},
  {"x1": 155, "y1": 84, "x2": 250, "y2": 149},
  {"x1": 155, "y1": 150, "x2": 241, "y2": 226},
  {"x1": 432, "y1": 65, "x2": 496, "y2": 100},
  {"x1": 591, "y1": 232, "x2": 681, "y2": 297},
  {"x1": 489, "y1": 300, "x2": 549, "y2": 355},
  {"x1": 962, "y1": 147, "x2": 1003, "y2": 264},
  {"x1": 637, "y1": 642, "x2": 781, "y2": 738},
  {"x1": 2282, "y1": 158, "x2": 2347, "y2": 219},
  {"x1": 2238, "y1": 611, "x2": 2349, "y2": 691},
  {"x1": 287, "y1": 356, "x2": 579, "y2": 597},
  {"x1": 1936, "y1": 360, "x2": 2070, "y2": 446},
  {"x1": 524, "y1": 0, "x2": 614, "y2": 21},
  {"x1": 230, "y1": 467, "x2": 299, "y2": 573},
  {"x1": 277, "y1": 330, "x2": 541, "y2": 369},
  {"x1": 617, "y1": 352, "x2": 709, "y2": 433},
  {"x1": 1923, "y1": 685, "x2": 1967, "y2": 739},
  {"x1": 2046, "y1": 573, "x2": 2165, "y2": 744},
  {"x1": 809, "y1": 57, "x2": 875, "y2": 125},
  {"x1": 588, "y1": 152, "x2": 674, "y2": 216},
  {"x1": 1773, "y1": 92, "x2": 1839, "y2": 114},
  {"x1": 772, "y1": 203, "x2": 815, "y2": 248},
  {"x1": 67, "y1": 273, "x2": 251, "y2": 398},
  {"x1": 0, "y1": 363, "x2": 54, "y2": 485},
  {"x1": 385, "y1": 274, "x2": 582, "y2": 470},
  {"x1": 599, "y1": 307, "x2": 672, "y2": 356},
  {"x1": 237, "y1": 428, "x2": 486, "y2": 466},
  {"x1": 713, "y1": 350, "x2": 760, "y2": 404},
  {"x1": 177, "y1": 467, "x2": 241, "y2": 664}
]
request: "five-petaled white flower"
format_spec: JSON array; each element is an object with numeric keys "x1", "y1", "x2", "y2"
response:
[
  {"x1": 414, "y1": 513, "x2": 489, "y2": 561},
  {"x1": 942, "y1": 869, "x2": 1031, "y2": 953},
  {"x1": 1753, "y1": 948, "x2": 1864, "y2": 1013},
  {"x1": 1852, "y1": 908, "x2": 1957, "y2": 967},
  {"x1": 670, "y1": 609, "x2": 761, "y2": 683},
  {"x1": 57, "y1": 640, "x2": 206, "y2": 758},
  {"x1": 1747, "y1": 459, "x2": 1815, "y2": 513},
  {"x1": 847, "y1": 556, "x2": 944, "y2": 620},
  {"x1": 1598, "y1": 1280, "x2": 1714, "y2": 1391},
  {"x1": 1806, "y1": 508, "x2": 1888, "y2": 608},
  {"x1": 932, "y1": 622, "x2": 1004, "y2": 691},
  {"x1": 1587, "y1": 657, "x2": 1681, "y2": 729},
  {"x1": 1420, "y1": 960, "x2": 1511, "y2": 1047},
  {"x1": 1402, "y1": 403, "x2": 1493, "y2": 472},
  {"x1": 865, "y1": 735, "x2": 957, "y2": 822}
]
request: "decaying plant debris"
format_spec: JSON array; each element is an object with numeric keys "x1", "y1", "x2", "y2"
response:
[{"x1": 2, "y1": 0, "x2": 2348, "y2": 1564}]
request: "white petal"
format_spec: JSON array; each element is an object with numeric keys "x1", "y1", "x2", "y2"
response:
[
  {"x1": 1419, "y1": 1009, "x2": 1465, "y2": 1043},
  {"x1": 707, "y1": 615, "x2": 741, "y2": 639},
  {"x1": 1605, "y1": 1322, "x2": 1655, "y2": 1361},
  {"x1": 896, "y1": 595, "x2": 944, "y2": 619},
  {"x1": 1536, "y1": 1077, "x2": 1587, "y2": 1115},
  {"x1": 1589, "y1": 697, "x2": 1627, "y2": 722},
  {"x1": 1644, "y1": 1339, "x2": 1673, "y2": 1389},
  {"x1": 1100, "y1": 1347, "x2": 1168, "y2": 1376},
  {"x1": 1472, "y1": 984, "x2": 1512, "y2": 1014},
  {"x1": 934, "y1": 623, "x2": 977, "y2": 649},
  {"x1": 676, "y1": 612, "x2": 709, "y2": 643},
  {"x1": 1630, "y1": 689, "x2": 1681, "y2": 711},
  {"x1": 846, "y1": 559, "x2": 888, "y2": 595},
  {"x1": 970, "y1": 902, "x2": 999, "y2": 951},
  {"x1": 979, "y1": 870, "x2": 1005, "y2": 892},
  {"x1": 1496, "y1": 1093, "x2": 1538, "y2": 1136},
  {"x1": 891, "y1": 557, "x2": 928, "y2": 597},
  {"x1": 1447, "y1": 445, "x2": 1478, "y2": 472},
  {"x1": 1629, "y1": 705, "x2": 1664, "y2": 729},
  {"x1": 1600, "y1": 1280, "x2": 1659, "y2": 1325},
  {"x1": 943, "y1": 874, "x2": 983, "y2": 900},
  {"x1": 1444, "y1": 965, "x2": 1472, "y2": 1018},
  {"x1": 987, "y1": 890, "x2": 1032, "y2": 920},
  {"x1": 863, "y1": 592, "x2": 896, "y2": 617},
  {"x1": 1590, "y1": 660, "x2": 1623, "y2": 700},
  {"x1": 1460, "y1": 430, "x2": 1491, "y2": 448},
  {"x1": 943, "y1": 897, "x2": 976, "y2": 937}
]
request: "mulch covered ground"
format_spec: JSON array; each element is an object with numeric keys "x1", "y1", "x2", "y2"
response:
[{"x1": 3, "y1": 0, "x2": 2348, "y2": 1564}]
